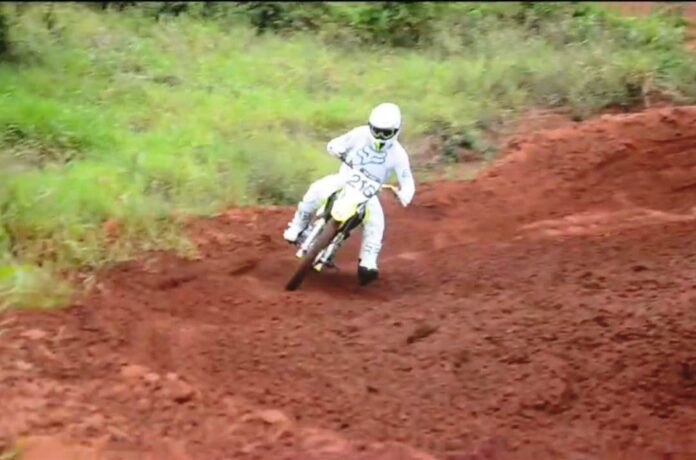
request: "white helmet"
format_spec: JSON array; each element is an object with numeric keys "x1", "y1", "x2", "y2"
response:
[{"x1": 368, "y1": 103, "x2": 401, "y2": 149}]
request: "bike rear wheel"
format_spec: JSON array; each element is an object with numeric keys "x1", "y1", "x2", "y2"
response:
[{"x1": 285, "y1": 220, "x2": 339, "y2": 291}]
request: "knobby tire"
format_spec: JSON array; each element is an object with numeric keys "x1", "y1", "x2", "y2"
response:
[{"x1": 285, "y1": 220, "x2": 339, "y2": 291}]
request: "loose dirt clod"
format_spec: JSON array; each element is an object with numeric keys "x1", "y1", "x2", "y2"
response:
[
  {"x1": 119, "y1": 364, "x2": 149, "y2": 380},
  {"x1": 406, "y1": 324, "x2": 439, "y2": 345}
]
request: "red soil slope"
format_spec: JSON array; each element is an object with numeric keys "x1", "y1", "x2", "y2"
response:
[{"x1": 2, "y1": 106, "x2": 696, "y2": 460}]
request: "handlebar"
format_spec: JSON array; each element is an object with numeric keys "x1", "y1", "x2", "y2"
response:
[
  {"x1": 338, "y1": 153, "x2": 353, "y2": 168},
  {"x1": 380, "y1": 183, "x2": 399, "y2": 195}
]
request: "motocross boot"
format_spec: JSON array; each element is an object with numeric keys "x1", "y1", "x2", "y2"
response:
[
  {"x1": 357, "y1": 263, "x2": 379, "y2": 286},
  {"x1": 357, "y1": 241, "x2": 380, "y2": 285},
  {"x1": 283, "y1": 209, "x2": 312, "y2": 245}
]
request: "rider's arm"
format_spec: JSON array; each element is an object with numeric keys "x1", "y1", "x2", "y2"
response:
[
  {"x1": 394, "y1": 150, "x2": 415, "y2": 207},
  {"x1": 326, "y1": 127, "x2": 361, "y2": 159}
]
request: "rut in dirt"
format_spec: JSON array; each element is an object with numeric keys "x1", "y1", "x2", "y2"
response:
[{"x1": 2, "y1": 106, "x2": 696, "y2": 460}]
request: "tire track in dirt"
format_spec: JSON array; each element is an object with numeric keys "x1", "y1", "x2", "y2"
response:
[{"x1": 2, "y1": 106, "x2": 696, "y2": 459}]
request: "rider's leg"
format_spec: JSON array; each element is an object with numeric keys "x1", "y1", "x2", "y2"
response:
[
  {"x1": 284, "y1": 174, "x2": 343, "y2": 243},
  {"x1": 358, "y1": 196, "x2": 385, "y2": 285}
]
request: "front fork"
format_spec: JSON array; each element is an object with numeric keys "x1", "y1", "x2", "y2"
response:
[
  {"x1": 314, "y1": 233, "x2": 346, "y2": 271},
  {"x1": 296, "y1": 216, "x2": 347, "y2": 272},
  {"x1": 296, "y1": 216, "x2": 325, "y2": 259},
  {"x1": 295, "y1": 198, "x2": 362, "y2": 272}
]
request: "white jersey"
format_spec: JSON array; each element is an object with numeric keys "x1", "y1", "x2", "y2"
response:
[{"x1": 326, "y1": 125, "x2": 416, "y2": 206}]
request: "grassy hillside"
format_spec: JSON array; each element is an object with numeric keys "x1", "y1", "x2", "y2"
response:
[{"x1": 1, "y1": 2, "x2": 695, "y2": 308}]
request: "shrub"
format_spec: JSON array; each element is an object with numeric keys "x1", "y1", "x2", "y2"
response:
[
  {"x1": 0, "y1": 9, "x2": 9, "y2": 58},
  {"x1": 342, "y1": 2, "x2": 436, "y2": 48},
  {"x1": 239, "y1": 2, "x2": 331, "y2": 34}
]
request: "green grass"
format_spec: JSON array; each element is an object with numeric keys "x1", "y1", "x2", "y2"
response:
[
  {"x1": 0, "y1": 261, "x2": 71, "y2": 310},
  {"x1": 1, "y1": 2, "x2": 696, "y2": 308}
]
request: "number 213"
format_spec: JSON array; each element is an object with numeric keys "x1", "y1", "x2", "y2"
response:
[{"x1": 347, "y1": 174, "x2": 377, "y2": 197}]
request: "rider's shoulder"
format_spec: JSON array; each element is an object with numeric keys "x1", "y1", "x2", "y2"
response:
[
  {"x1": 391, "y1": 139, "x2": 408, "y2": 156},
  {"x1": 354, "y1": 125, "x2": 371, "y2": 136}
]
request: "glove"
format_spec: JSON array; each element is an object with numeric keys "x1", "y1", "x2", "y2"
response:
[
  {"x1": 394, "y1": 188, "x2": 410, "y2": 207},
  {"x1": 327, "y1": 142, "x2": 348, "y2": 161}
]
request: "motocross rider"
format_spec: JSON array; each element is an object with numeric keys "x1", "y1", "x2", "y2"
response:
[{"x1": 283, "y1": 102, "x2": 416, "y2": 285}]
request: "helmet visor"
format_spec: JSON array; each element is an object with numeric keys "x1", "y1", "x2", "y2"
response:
[{"x1": 369, "y1": 124, "x2": 398, "y2": 141}]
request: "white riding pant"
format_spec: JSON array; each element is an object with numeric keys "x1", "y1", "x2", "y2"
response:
[{"x1": 296, "y1": 174, "x2": 384, "y2": 269}]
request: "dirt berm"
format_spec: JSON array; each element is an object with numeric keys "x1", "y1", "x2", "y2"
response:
[{"x1": 1, "y1": 106, "x2": 696, "y2": 460}]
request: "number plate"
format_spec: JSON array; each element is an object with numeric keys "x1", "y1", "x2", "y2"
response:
[{"x1": 346, "y1": 169, "x2": 381, "y2": 198}]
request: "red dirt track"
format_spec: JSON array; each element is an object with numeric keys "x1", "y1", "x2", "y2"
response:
[{"x1": 2, "y1": 106, "x2": 696, "y2": 459}]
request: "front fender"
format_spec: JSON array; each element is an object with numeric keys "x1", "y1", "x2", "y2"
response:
[{"x1": 331, "y1": 197, "x2": 359, "y2": 223}]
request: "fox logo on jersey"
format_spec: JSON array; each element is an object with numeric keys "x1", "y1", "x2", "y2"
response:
[{"x1": 356, "y1": 146, "x2": 387, "y2": 166}]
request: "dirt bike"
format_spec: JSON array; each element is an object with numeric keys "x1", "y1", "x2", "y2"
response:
[{"x1": 285, "y1": 157, "x2": 399, "y2": 291}]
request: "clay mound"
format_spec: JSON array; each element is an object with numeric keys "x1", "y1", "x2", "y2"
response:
[
  {"x1": 488, "y1": 107, "x2": 696, "y2": 212},
  {"x1": 414, "y1": 106, "x2": 696, "y2": 241},
  {"x1": 2, "y1": 106, "x2": 696, "y2": 460}
]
